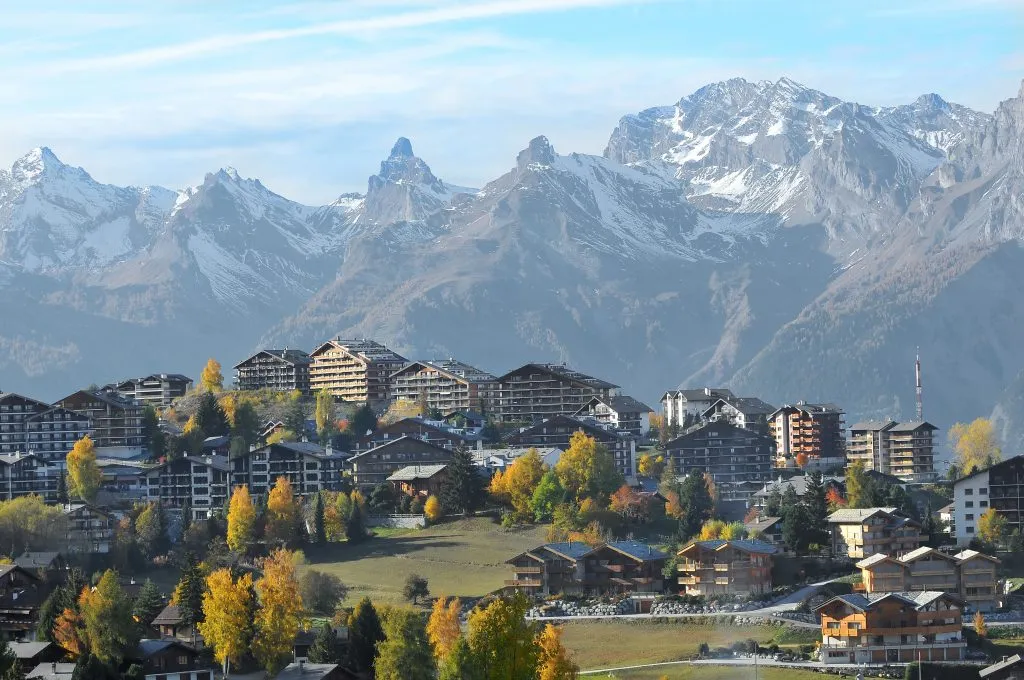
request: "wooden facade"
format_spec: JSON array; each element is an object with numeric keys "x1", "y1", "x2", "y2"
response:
[
  {"x1": 389, "y1": 360, "x2": 497, "y2": 414},
  {"x1": 348, "y1": 436, "x2": 454, "y2": 489},
  {"x1": 496, "y1": 364, "x2": 618, "y2": 424},
  {"x1": 828, "y1": 507, "x2": 924, "y2": 559},
  {"x1": 816, "y1": 592, "x2": 965, "y2": 665},
  {"x1": 676, "y1": 539, "x2": 775, "y2": 597},
  {"x1": 506, "y1": 541, "x2": 667, "y2": 596},
  {"x1": 309, "y1": 339, "x2": 406, "y2": 405},
  {"x1": 857, "y1": 547, "x2": 1001, "y2": 612}
]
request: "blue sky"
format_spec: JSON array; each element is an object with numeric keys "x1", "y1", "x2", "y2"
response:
[{"x1": 2, "y1": 0, "x2": 1022, "y2": 204}]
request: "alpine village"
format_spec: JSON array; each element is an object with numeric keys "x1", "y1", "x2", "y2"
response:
[{"x1": 0, "y1": 340, "x2": 1020, "y2": 680}]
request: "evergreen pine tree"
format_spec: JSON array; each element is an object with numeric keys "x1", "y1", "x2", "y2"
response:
[
  {"x1": 177, "y1": 553, "x2": 206, "y2": 640},
  {"x1": 347, "y1": 598, "x2": 384, "y2": 674},
  {"x1": 195, "y1": 393, "x2": 230, "y2": 437},
  {"x1": 441, "y1": 445, "x2": 482, "y2": 516},
  {"x1": 348, "y1": 405, "x2": 377, "y2": 437},
  {"x1": 284, "y1": 398, "x2": 308, "y2": 440},
  {"x1": 307, "y1": 622, "x2": 339, "y2": 664},
  {"x1": 56, "y1": 468, "x2": 69, "y2": 504},
  {"x1": 803, "y1": 471, "x2": 829, "y2": 546},
  {"x1": 346, "y1": 501, "x2": 367, "y2": 544},
  {"x1": 312, "y1": 492, "x2": 326, "y2": 544},
  {"x1": 132, "y1": 580, "x2": 165, "y2": 634}
]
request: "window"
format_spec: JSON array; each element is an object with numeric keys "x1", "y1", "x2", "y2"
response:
[
  {"x1": 966, "y1": 514, "x2": 974, "y2": 521},
  {"x1": 966, "y1": 501, "x2": 973, "y2": 508},
  {"x1": 967, "y1": 526, "x2": 974, "y2": 534},
  {"x1": 178, "y1": 655, "x2": 190, "y2": 665},
  {"x1": 980, "y1": 501, "x2": 988, "y2": 507},
  {"x1": 965, "y1": 489, "x2": 973, "y2": 496},
  {"x1": 980, "y1": 487, "x2": 988, "y2": 495}
]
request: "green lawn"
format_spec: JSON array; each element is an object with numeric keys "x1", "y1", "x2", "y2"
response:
[
  {"x1": 589, "y1": 667, "x2": 835, "y2": 680},
  {"x1": 301, "y1": 516, "x2": 549, "y2": 604},
  {"x1": 559, "y1": 620, "x2": 819, "y2": 672}
]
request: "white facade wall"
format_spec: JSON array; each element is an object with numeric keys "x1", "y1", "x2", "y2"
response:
[{"x1": 953, "y1": 470, "x2": 990, "y2": 546}]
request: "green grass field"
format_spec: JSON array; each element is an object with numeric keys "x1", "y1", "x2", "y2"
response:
[
  {"x1": 588, "y1": 666, "x2": 833, "y2": 679},
  {"x1": 301, "y1": 516, "x2": 548, "y2": 604},
  {"x1": 559, "y1": 620, "x2": 820, "y2": 672}
]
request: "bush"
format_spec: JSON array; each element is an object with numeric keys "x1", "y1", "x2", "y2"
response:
[{"x1": 300, "y1": 570, "x2": 348, "y2": 615}]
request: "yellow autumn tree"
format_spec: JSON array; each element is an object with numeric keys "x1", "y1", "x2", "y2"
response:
[
  {"x1": 183, "y1": 415, "x2": 200, "y2": 435},
  {"x1": 253, "y1": 548, "x2": 305, "y2": 675},
  {"x1": 426, "y1": 595, "x2": 462, "y2": 661},
  {"x1": 537, "y1": 623, "x2": 579, "y2": 680},
  {"x1": 977, "y1": 507, "x2": 1009, "y2": 547},
  {"x1": 226, "y1": 485, "x2": 256, "y2": 553},
  {"x1": 974, "y1": 611, "x2": 987, "y2": 637},
  {"x1": 66, "y1": 435, "x2": 102, "y2": 503},
  {"x1": 53, "y1": 600, "x2": 87, "y2": 656},
  {"x1": 199, "y1": 568, "x2": 254, "y2": 677},
  {"x1": 490, "y1": 448, "x2": 545, "y2": 518},
  {"x1": 265, "y1": 476, "x2": 299, "y2": 545},
  {"x1": 699, "y1": 519, "x2": 727, "y2": 540},
  {"x1": 950, "y1": 418, "x2": 1001, "y2": 476},
  {"x1": 554, "y1": 431, "x2": 623, "y2": 503},
  {"x1": 380, "y1": 399, "x2": 423, "y2": 425},
  {"x1": 637, "y1": 453, "x2": 665, "y2": 478},
  {"x1": 424, "y1": 495, "x2": 443, "y2": 523},
  {"x1": 200, "y1": 358, "x2": 224, "y2": 392}
]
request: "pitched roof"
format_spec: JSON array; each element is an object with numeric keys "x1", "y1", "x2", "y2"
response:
[
  {"x1": 26, "y1": 663, "x2": 75, "y2": 680},
  {"x1": 14, "y1": 552, "x2": 61, "y2": 570},
  {"x1": 889, "y1": 421, "x2": 938, "y2": 432},
  {"x1": 954, "y1": 549, "x2": 1000, "y2": 564},
  {"x1": 347, "y1": 436, "x2": 453, "y2": 462},
  {"x1": 577, "y1": 395, "x2": 654, "y2": 414},
  {"x1": 0, "y1": 564, "x2": 38, "y2": 581},
  {"x1": 391, "y1": 359, "x2": 496, "y2": 383},
  {"x1": 856, "y1": 553, "x2": 898, "y2": 569},
  {"x1": 10, "y1": 642, "x2": 53, "y2": 659},
  {"x1": 386, "y1": 464, "x2": 448, "y2": 482},
  {"x1": 981, "y1": 654, "x2": 1024, "y2": 678},
  {"x1": 275, "y1": 662, "x2": 351, "y2": 680},
  {"x1": 311, "y1": 339, "x2": 407, "y2": 364},
  {"x1": 953, "y1": 454, "x2": 1024, "y2": 485},
  {"x1": 604, "y1": 541, "x2": 668, "y2": 562},
  {"x1": 826, "y1": 507, "x2": 898, "y2": 523},
  {"x1": 745, "y1": 516, "x2": 783, "y2": 533},
  {"x1": 701, "y1": 397, "x2": 776, "y2": 418},
  {"x1": 498, "y1": 363, "x2": 618, "y2": 390},
  {"x1": 679, "y1": 539, "x2": 778, "y2": 555},
  {"x1": 848, "y1": 420, "x2": 897, "y2": 432},
  {"x1": 152, "y1": 604, "x2": 183, "y2": 625},
  {"x1": 505, "y1": 415, "x2": 624, "y2": 444},
  {"x1": 665, "y1": 388, "x2": 735, "y2": 401},
  {"x1": 815, "y1": 590, "x2": 961, "y2": 613},
  {"x1": 753, "y1": 474, "x2": 843, "y2": 498},
  {"x1": 899, "y1": 546, "x2": 956, "y2": 564},
  {"x1": 539, "y1": 542, "x2": 594, "y2": 560},
  {"x1": 135, "y1": 638, "x2": 197, "y2": 659}
]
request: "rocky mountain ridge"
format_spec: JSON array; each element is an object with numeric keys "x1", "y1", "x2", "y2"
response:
[{"x1": 2, "y1": 77, "x2": 1024, "y2": 454}]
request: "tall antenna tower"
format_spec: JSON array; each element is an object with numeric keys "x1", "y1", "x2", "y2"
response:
[{"x1": 915, "y1": 348, "x2": 923, "y2": 421}]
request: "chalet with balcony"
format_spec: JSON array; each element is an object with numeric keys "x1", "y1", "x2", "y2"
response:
[
  {"x1": 141, "y1": 455, "x2": 230, "y2": 521},
  {"x1": 348, "y1": 437, "x2": 454, "y2": 489},
  {"x1": 0, "y1": 564, "x2": 45, "y2": 641},
  {"x1": 234, "y1": 350, "x2": 312, "y2": 395},
  {"x1": 505, "y1": 541, "x2": 667, "y2": 596},
  {"x1": 309, "y1": 339, "x2": 407, "y2": 406},
  {"x1": 495, "y1": 363, "x2": 618, "y2": 424},
  {"x1": 387, "y1": 464, "x2": 448, "y2": 498},
  {"x1": 828, "y1": 507, "x2": 924, "y2": 560},
  {"x1": 504, "y1": 414, "x2": 635, "y2": 478},
  {"x1": 856, "y1": 546, "x2": 1001, "y2": 611},
  {"x1": 131, "y1": 639, "x2": 210, "y2": 680},
  {"x1": 231, "y1": 442, "x2": 327, "y2": 499},
  {"x1": 816, "y1": 591, "x2": 966, "y2": 665},
  {"x1": 663, "y1": 422, "x2": 774, "y2": 492},
  {"x1": 54, "y1": 389, "x2": 144, "y2": 450},
  {"x1": 573, "y1": 395, "x2": 653, "y2": 438},
  {"x1": 108, "y1": 374, "x2": 192, "y2": 407},
  {"x1": 676, "y1": 539, "x2": 776, "y2": 597},
  {"x1": 700, "y1": 397, "x2": 776, "y2": 434},
  {"x1": 389, "y1": 359, "x2": 498, "y2": 414},
  {"x1": 0, "y1": 453, "x2": 56, "y2": 502},
  {"x1": 63, "y1": 503, "x2": 114, "y2": 554}
]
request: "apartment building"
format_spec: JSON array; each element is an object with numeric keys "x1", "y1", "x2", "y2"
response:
[
  {"x1": 389, "y1": 359, "x2": 498, "y2": 414},
  {"x1": 234, "y1": 350, "x2": 312, "y2": 395},
  {"x1": 230, "y1": 442, "x2": 328, "y2": 498},
  {"x1": 828, "y1": 507, "x2": 924, "y2": 559},
  {"x1": 767, "y1": 402, "x2": 845, "y2": 468},
  {"x1": 348, "y1": 437, "x2": 454, "y2": 489},
  {"x1": 953, "y1": 456, "x2": 1024, "y2": 545},
  {"x1": 848, "y1": 420, "x2": 937, "y2": 482},
  {"x1": 663, "y1": 422, "x2": 774, "y2": 488},
  {"x1": 676, "y1": 539, "x2": 776, "y2": 597},
  {"x1": 351, "y1": 417, "x2": 473, "y2": 453},
  {"x1": 0, "y1": 453, "x2": 56, "y2": 502},
  {"x1": 505, "y1": 541, "x2": 667, "y2": 596},
  {"x1": 661, "y1": 388, "x2": 734, "y2": 429},
  {"x1": 54, "y1": 390, "x2": 144, "y2": 450},
  {"x1": 503, "y1": 415, "x2": 636, "y2": 478},
  {"x1": 309, "y1": 339, "x2": 407, "y2": 405},
  {"x1": 700, "y1": 397, "x2": 776, "y2": 434},
  {"x1": 64, "y1": 503, "x2": 115, "y2": 554},
  {"x1": 108, "y1": 374, "x2": 192, "y2": 407},
  {"x1": 495, "y1": 363, "x2": 618, "y2": 424},
  {"x1": 0, "y1": 393, "x2": 91, "y2": 460},
  {"x1": 816, "y1": 591, "x2": 966, "y2": 665},
  {"x1": 573, "y1": 395, "x2": 653, "y2": 438},
  {"x1": 141, "y1": 455, "x2": 231, "y2": 521},
  {"x1": 857, "y1": 546, "x2": 1000, "y2": 612}
]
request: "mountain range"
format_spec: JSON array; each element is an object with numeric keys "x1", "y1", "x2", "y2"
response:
[{"x1": 2, "y1": 77, "x2": 1023, "y2": 453}]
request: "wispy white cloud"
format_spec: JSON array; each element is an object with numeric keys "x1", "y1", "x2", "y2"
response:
[{"x1": 33, "y1": 0, "x2": 657, "y2": 74}]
